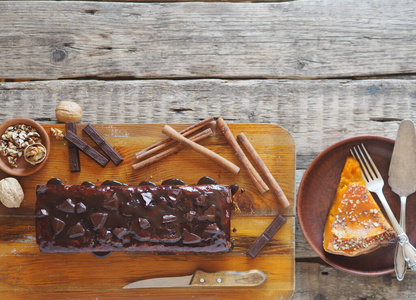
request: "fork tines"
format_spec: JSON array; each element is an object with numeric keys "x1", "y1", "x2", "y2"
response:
[{"x1": 350, "y1": 144, "x2": 380, "y2": 183}]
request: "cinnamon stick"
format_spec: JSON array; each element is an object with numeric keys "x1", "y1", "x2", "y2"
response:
[
  {"x1": 162, "y1": 125, "x2": 240, "y2": 175},
  {"x1": 237, "y1": 132, "x2": 290, "y2": 208},
  {"x1": 216, "y1": 118, "x2": 269, "y2": 194},
  {"x1": 132, "y1": 128, "x2": 213, "y2": 170},
  {"x1": 135, "y1": 117, "x2": 214, "y2": 160}
]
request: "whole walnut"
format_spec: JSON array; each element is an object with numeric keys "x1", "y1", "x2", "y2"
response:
[
  {"x1": 55, "y1": 101, "x2": 83, "y2": 122},
  {"x1": 0, "y1": 177, "x2": 24, "y2": 208}
]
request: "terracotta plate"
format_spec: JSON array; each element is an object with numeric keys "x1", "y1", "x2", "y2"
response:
[
  {"x1": 297, "y1": 136, "x2": 415, "y2": 275},
  {"x1": 0, "y1": 118, "x2": 50, "y2": 177}
]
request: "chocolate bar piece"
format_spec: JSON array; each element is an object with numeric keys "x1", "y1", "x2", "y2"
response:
[
  {"x1": 64, "y1": 131, "x2": 109, "y2": 168},
  {"x1": 65, "y1": 122, "x2": 80, "y2": 172},
  {"x1": 35, "y1": 179, "x2": 233, "y2": 253},
  {"x1": 246, "y1": 214, "x2": 286, "y2": 258},
  {"x1": 83, "y1": 124, "x2": 123, "y2": 166}
]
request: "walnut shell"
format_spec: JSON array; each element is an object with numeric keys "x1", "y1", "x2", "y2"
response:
[
  {"x1": 55, "y1": 101, "x2": 83, "y2": 123},
  {"x1": 0, "y1": 177, "x2": 24, "y2": 208},
  {"x1": 24, "y1": 143, "x2": 47, "y2": 165}
]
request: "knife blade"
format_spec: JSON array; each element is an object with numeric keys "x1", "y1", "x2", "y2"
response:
[
  {"x1": 388, "y1": 119, "x2": 416, "y2": 281},
  {"x1": 122, "y1": 269, "x2": 267, "y2": 289}
]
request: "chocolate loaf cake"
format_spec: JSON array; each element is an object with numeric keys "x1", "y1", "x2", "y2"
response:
[{"x1": 35, "y1": 179, "x2": 233, "y2": 254}]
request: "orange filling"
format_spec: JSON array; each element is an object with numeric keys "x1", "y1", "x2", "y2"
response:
[{"x1": 323, "y1": 157, "x2": 397, "y2": 257}]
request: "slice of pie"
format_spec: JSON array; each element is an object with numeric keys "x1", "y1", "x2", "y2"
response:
[{"x1": 323, "y1": 157, "x2": 397, "y2": 257}]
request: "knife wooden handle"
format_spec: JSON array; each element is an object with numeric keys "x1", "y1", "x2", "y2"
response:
[{"x1": 190, "y1": 270, "x2": 267, "y2": 287}]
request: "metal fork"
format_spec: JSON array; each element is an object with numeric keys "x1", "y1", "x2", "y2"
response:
[{"x1": 351, "y1": 144, "x2": 416, "y2": 271}]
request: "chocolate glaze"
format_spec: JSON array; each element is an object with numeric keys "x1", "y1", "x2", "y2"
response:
[
  {"x1": 47, "y1": 178, "x2": 63, "y2": 186},
  {"x1": 139, "y1": 181, "x2": 157, "y2": 187},
  {"x1": 197, "y1": 176, "x2": 217, "y2": 185},
  {"x1": 161, "y1": 178, "x2": 185, "y2": 186},
  {"x1": 230, "y1": 184, "x2": 239, "y2": 196},
  {"x1": 92, "y1": 251, "x2": 112, "y2": 258},
  {"x1": 234, "y1": 189, "x2": 255, "y2": 214},
  {"x1": 101, "y1": 180, "x2": 126, "y2": 186},
  {"x1": 35, "y1": 179, "x2": 233, "y2": 254}
]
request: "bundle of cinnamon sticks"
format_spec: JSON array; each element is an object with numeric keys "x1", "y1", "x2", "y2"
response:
[{"x1": 131, "y1": 116, "x2": 289, "y2": 209}]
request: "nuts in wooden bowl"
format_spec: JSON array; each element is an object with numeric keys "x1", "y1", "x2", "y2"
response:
[{"x1": 0, "y1": 118, "x2": 50, "y2": 176}]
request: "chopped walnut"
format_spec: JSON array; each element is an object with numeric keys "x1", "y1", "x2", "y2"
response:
[
  {"x1": 24, "y1": 143, "x2": 47, "y2": 165},
  {"x1": 50, "y1": 127, "x2": 64, "y2": 140},
  {"x1": 0, "y1": 123, "x2": 43, "y2": 167}
]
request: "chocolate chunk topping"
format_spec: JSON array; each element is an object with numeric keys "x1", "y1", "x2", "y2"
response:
[
  {"x1": 52, "y1": 217, "x2": 66, "y2": 235},
  {"x1": 68, "y1": 222, "x2": 85, "y2": 238},
  {"x1": 139, "y1": 218, "x2": 151, "y2": 230},
  {"x1": 76, "y1": 202, "x2": 87, "y2": 214},
  {"x1": 113, "y1": 227, "x2": 128, "y2": 239},
  {"x1": 205, "y1": 223, "x2": 221, "y2": 234},
  {"x1": 97, "y1": 227, "x2": 112, "y2": 242},
  {"x1": 103, "y1": 193, "x2": 119, "y2": 210},
  {"x1": 162, "y1": 214, "x2": 177, "y2": 223},
  {"x1": 195, "y1": 195, "x2": 207, "y2": 206},
  {"x1": 183, "y1": 229, "x2": 202, "y2": 244},
  {"x1": 90, "y1": 212, "x2": 108, "y2": 230},
  {"x1": 57, "y1": 198, "x2": 76, "y2": 213},
  {"x1": 36, "y1": 185, "x2": 48, "y2": 195},
  {"x1": 35, "y1": 180, "x2": 233, "y2": 254},
  {"x1": 184, "y1": 211, "x2": 196, "y2": 222},
  {"x1": 35, "y1": 208, "x2": 49, "y2": 218},
  {"x1": 141, "y1": 192, "x2": 153, "y2": 207},
  {"x1": 167, "y1": 189, "x2": 181, "y2": 205},
  {"x1": 81, "y1": 181, "x2": 95, "y2": 187},
  {"x1": 198, "y1": 204, "x2": 217, "y2": 222}
]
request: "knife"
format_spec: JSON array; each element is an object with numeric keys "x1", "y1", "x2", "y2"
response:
[
  {"x1": 122, "y1": 269, "x2": 267, "y2": 289},
  {"x1": 388, "y1": 119, "x2": 416, "y2": 281}
]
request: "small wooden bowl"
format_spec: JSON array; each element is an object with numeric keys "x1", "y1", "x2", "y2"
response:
[{"x1": 0, "y1": 118, "x2": 50, "y2": 176}]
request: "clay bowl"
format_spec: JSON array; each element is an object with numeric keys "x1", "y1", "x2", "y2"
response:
[
  {"x1": 297, "y1": 136, "x2": 411, "y2": 276},
  {"x1": 0, "y1": 118, "x2": 50, "y2": 176}
]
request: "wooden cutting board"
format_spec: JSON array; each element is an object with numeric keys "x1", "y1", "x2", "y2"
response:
[{"x1": 0, "y1": 123, "x2": 295, "y2": 299}]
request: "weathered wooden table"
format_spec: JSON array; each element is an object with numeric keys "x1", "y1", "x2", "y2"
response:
[{"x1": 1, "y1": 0, "x2": 416, "y2": 298}]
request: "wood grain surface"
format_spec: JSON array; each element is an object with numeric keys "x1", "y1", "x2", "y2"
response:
[
  {"x1": 2, "y1": 78, "x2": 416, "y2": 300},
  {"x1": 0, "y1": 1, "x2": 415, "y2": 80},
  {"x1": 2, "y1": 0, "x2": 416, "y2": 298},
  {"x1": 0, "y1": 123, "x2": 295, "y2": 299}
]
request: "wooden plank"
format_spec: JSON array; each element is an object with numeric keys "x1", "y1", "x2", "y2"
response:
[
  {"x1": 0, "y1": 79, "x2": 410, "y2": 156},
  {"x1": 0, "y1": 1, "x2": 415, "y2": 79},
  {"x1": 293, "y1": 261, "x2": 416, "y2": 299},
  {"x1": 0, "y1": 215, "x2": 294, "y2": 298}
]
